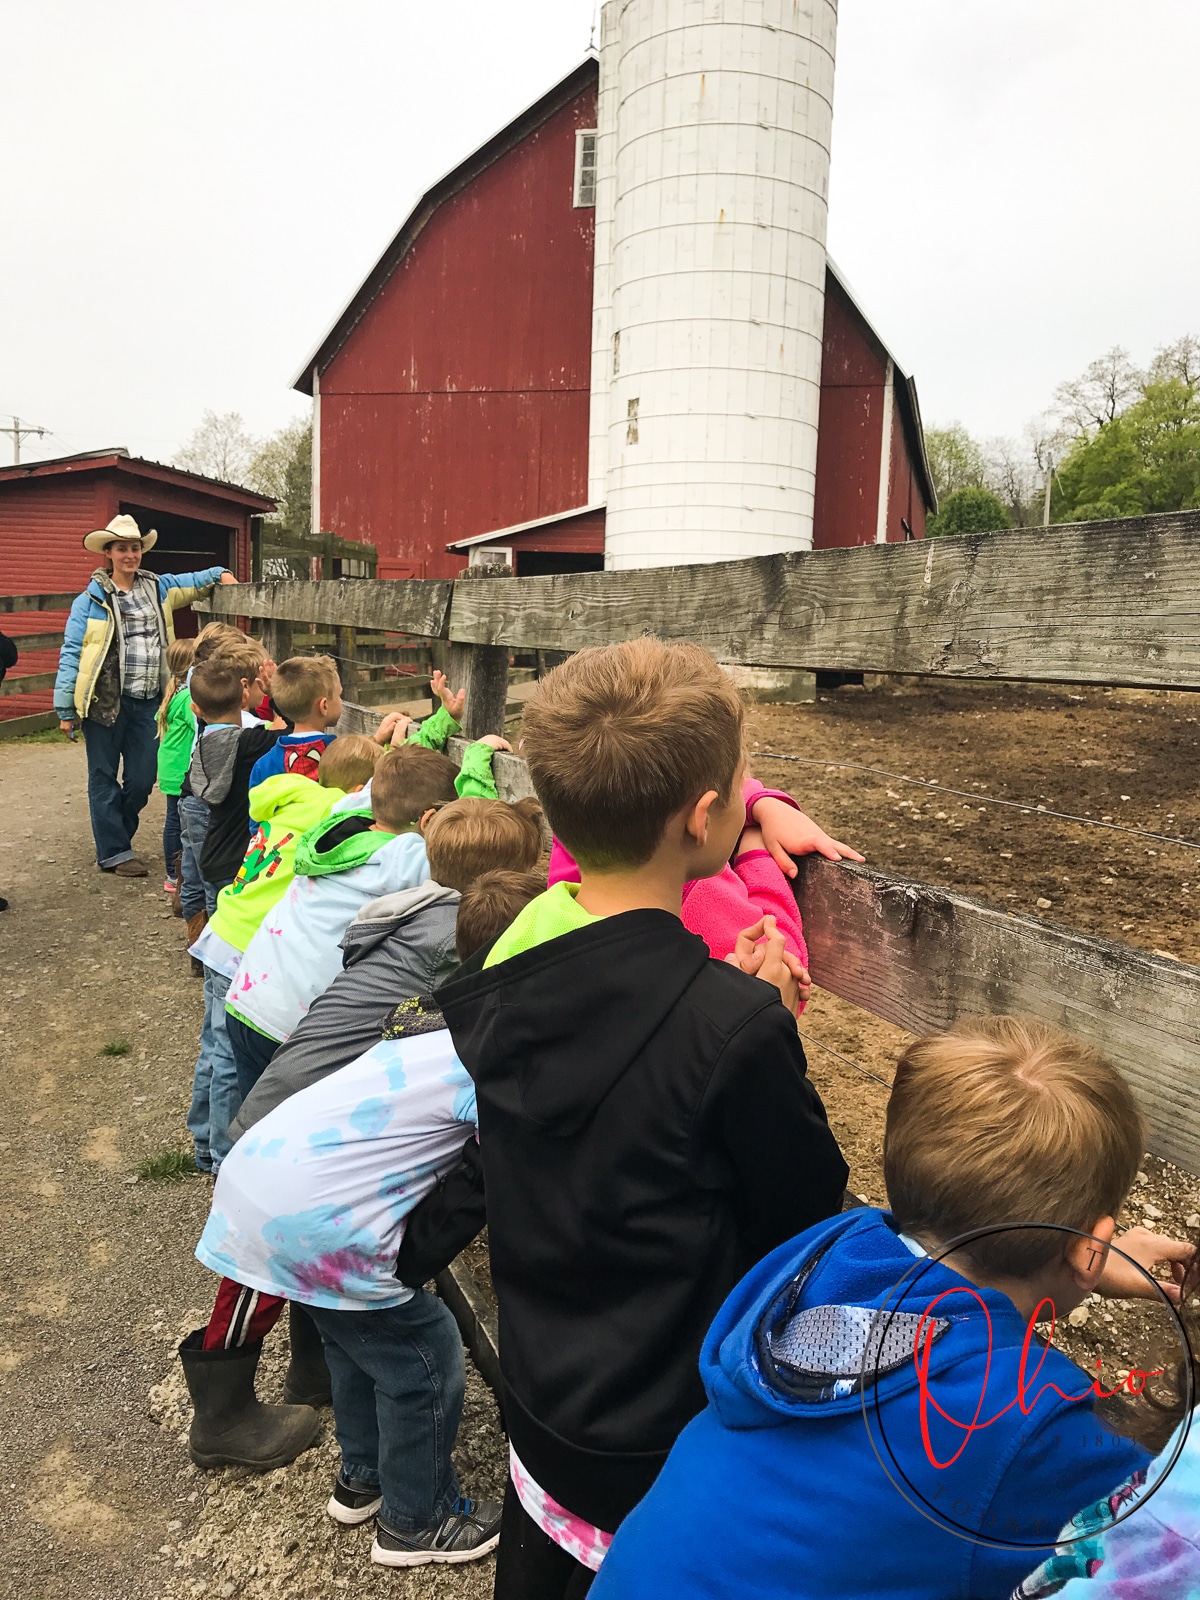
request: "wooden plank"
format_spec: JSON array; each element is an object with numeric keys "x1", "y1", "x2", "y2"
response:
[
  {"x1": 412, "y1": 733, "x2": 1200, "y2": 1177},
  {"x1": 445, "y1": 511, "x2": 1200, "y2": 688},
  {"x1": 1, "y1": 631, "x2": 63, "y2": 652},
  {"x1": 793, "y1": 854, "x2": 1200, "y2": 1174},
  {"x1": 0, "y1": 593, "x2": 76, "y2": 615},
  {"x1": 0, "y1": 711, "x2": 59, "y2": 740},
  {"x1": 200, "y1": 579, "x2": 453, "y2": 640},
  {"x1": 0, "y1": 671, "x2": 57, "y2": 698}
]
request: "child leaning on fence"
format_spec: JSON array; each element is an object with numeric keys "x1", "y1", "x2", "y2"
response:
[
  {"x1": 434, "y1": 636, "x2": 849, "y2": 1599},
  {"x1": 184, "y1": 870, "x2": 547, "y2": 1570}
]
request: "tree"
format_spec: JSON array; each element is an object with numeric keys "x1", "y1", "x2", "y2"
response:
[
  {"x1": 1052, "y1": 347, "x2": 1144, "y2": 437},
  {"x1": 925, "y1": 486, "x2": 1011, "y2": 538},
  {"x1": 1148, "y1": 333, "x2": 1200, "y2": 388},
  {"x1": 1051, "y1": 378, "x2": 1200, "y2": 522},
  {"x1": 278, "y1": 421, "x2": 312, "y2": 539},
  {"x1": 246, "y1": 417, "x2": 311, "y2": 534},
  {"x1": 174, "y1": 410, "x2": 259, "y2": 486},
  {"x1": 984, "y1": 435, "x2": 1042, "y2": 526},
  {"x1": 924, "y1": 424, "x2": 988, "y2": 502}
]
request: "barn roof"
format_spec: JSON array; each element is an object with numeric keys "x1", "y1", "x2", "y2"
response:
[
  {"x1": 0, "y1": 449, "x2": 277, "y2": 511},
  {"x1": 292, "y1": 57, "x2": 599, "y2": 395}
]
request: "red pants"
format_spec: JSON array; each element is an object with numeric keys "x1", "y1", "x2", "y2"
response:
[{"x1": 202, "y1": 1277, "x2": 287, "y2": 1350}]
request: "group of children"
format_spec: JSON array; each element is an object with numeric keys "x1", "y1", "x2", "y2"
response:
[{"x1": 157, "y1": 627, "x2": 1196, "y2": 1593}]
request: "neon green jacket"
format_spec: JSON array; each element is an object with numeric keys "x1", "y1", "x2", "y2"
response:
[{"x1": 206, "y1": 775, "x2": 345, "y2": 954}]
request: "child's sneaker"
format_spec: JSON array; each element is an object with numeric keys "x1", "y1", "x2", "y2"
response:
[
  {"x1": 371, "y1": 1497, "x2": 503, "y2": 1567},
  {"x1": 326, "y1": 1470, "x2": 383, "y2": 1526},
  {"x1": 164, "y1": 876, "x2": 178, "y2": 894}
]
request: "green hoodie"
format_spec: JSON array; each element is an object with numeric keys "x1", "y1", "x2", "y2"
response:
[
  {"x1": 157, "y1": 680, "x2": 196, "y2": 796},
  {"x1": 206, "y1": 774, "x2": 345, "y2": 954},
  {"x1": 292, "y1": 807, "x2": 399, "y2": 879}
]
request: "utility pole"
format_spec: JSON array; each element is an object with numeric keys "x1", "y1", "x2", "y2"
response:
[
  {"x1": 1042, "y1": 452, "x2": 1054, "y2": 527},
  {"x1": 0, "y1": 416, "x2": 47, "y2": 464}
]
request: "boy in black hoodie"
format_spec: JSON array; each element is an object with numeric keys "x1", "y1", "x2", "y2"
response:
[
  {"x1": 436, "y1": 637, "x2": 849, "y2": 1598},
  {"x1": 187, "y1": 659, "x2": 280, "y2": 892}
]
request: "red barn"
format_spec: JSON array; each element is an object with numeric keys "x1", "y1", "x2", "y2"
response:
[
  {"x1": 295, "y1": 58, "x2": 934, "y2": 580},
  {"x1": 0, "y1": 449, "x2": 271, "y2": 720}
]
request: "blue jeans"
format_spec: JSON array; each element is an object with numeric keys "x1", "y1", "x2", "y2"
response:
[
  {"x1": 187, "y1": 966, "x2": 242, "y2": 1172},
  {"x1": 163, "y1": 793, "x2": 182, "y2": 880},
  {"x1": 82, "y1": 694, "x2": 159, "y2": 868},
  {"x1": 307, "y1": 1292, "x2": 465, "y2": 1534},
  {"x1": 226, "y1": 1011, "x2": 280, "y2": 1101},
  {"x1": 178, "y1": 794, "x2": 215, "y2": 919}
]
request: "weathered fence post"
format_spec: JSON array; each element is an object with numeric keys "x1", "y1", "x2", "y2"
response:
[
  {"x1": 335, "y1": 625, "x2": 358, "y2": 700},
  {"x1": 449, "y1": 563, "x2": 511, "y2": 739},
  {"x1": 262, "y1": 615, "x2": 294, "y2": 666}
]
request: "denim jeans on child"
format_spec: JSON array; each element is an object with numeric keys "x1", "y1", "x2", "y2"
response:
[
  {"x1": 187, "y1": 965, "x2": 242, "y2": 1172},
  {"x1": 82, "y1": 694, "x2": 159, "y2": 869},
  {"x1": 306, "y1": 1291, "x2": 465, "y2": 1534},
  {"x1": 163, "y1": 793, "x2": 182, "y2": 880},
  {"x1": 226, "y1": 1011, "x2": 281, "y2": 1101},
  {"x1": 177, "y1": 793, "x2": 214, "y2": 919}
]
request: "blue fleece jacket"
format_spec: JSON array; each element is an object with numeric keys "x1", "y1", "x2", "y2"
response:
[{"x1": 591, "y1": 1209, "x2": 1147, "y2": 1600}]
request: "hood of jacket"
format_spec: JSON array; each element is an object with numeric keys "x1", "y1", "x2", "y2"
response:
[
  {"x1": 439, "y1": 909, "x2": 710, "y2": 1137},
  {"x1": 700, "y1": 1207, "x2": 1089, "y2": 1433},
  {"x1": 247, "y1": 772, "x2": 341, "y2": 827},
  {"x1": 341, "y1": 881, "x2": 461, "y2": 961},
  {"x1": 189, "y1": 725, "x2": 241, "y2": 806},
  {"x1": 292, "y1": 806, "x2": 392, "y2": 879}
]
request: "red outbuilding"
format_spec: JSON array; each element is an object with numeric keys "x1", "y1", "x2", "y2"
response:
[
  {"x1": 0, "y1": 449, "x2": 271, "y2": 720},
  {"x1": 294, "y1": 58, "x2": 935, "y2": 580}
]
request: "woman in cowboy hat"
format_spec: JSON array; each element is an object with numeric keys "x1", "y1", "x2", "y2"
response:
[{"x1": 54, "y1": 515, "x2": 239, "y2": 877}]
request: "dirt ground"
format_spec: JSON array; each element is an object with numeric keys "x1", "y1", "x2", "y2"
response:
[{"x1": 1, "y1": 678, "x2": 1196, "y2": 1595}]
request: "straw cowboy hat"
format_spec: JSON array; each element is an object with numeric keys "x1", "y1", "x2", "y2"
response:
[{"x1": 82, "y1": 513, "x2": 157, "y2": 555}]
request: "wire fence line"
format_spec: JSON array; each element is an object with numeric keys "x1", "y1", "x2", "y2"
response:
[
  {"x1": 798, "y1": 1027, "x2": 895, "y2": 1091},
  {"x1": 750, "y1": 750, "x2": 1198, "y2": 852}
]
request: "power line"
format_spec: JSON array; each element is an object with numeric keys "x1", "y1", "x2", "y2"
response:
[{"x1": 750, "y1": 750, "x2": 1198, "y2": 852}]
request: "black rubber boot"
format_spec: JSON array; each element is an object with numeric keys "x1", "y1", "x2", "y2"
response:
[
  {"x1": 283, "y1": 1303, "x2": 333, "y2": 1407},
  {"x1": 178, "y1": 1329, "x2": 322, "y2": 1470}
]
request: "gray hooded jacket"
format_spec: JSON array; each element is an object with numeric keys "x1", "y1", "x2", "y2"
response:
[{"x1": 229, "y1": 880, "x2": 460, "y2": 1138}]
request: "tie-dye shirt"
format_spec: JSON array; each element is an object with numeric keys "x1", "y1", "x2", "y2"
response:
[{"x1": 196, "y1": 1026, "x2": 477, "y2": 1311}]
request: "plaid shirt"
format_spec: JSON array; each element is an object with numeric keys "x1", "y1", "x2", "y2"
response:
[{"x1": 115, "y1": 582, "x2": 163, "y2": 699}]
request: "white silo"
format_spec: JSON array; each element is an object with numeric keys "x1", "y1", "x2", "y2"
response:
[{"x1": 590, "y1": 0, "x2": 838, "y2": 569}]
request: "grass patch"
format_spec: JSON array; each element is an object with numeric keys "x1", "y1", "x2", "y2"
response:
[
  {"x1": 99, "y1": 1041, "x2": 130, "y2": 1057},
  {"x1": 5, "y1": 729, "x2": 68, "y2": 745},
  {"x1": 136, "y1": 1148, "x2": 196, "y2": 1183}
]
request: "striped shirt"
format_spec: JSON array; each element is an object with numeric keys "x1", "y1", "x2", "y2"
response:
[{"x1": 116, "y1": 582, "x2": 162, "y2": 699}]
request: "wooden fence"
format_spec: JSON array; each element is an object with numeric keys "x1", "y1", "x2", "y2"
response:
[{"x1": 195, "y1": 508, "x2": 1200, "y2": 1175}]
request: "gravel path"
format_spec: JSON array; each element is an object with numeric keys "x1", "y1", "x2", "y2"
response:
[{"x1": 0, "y1": 738, "x2": 506, "y2": 1600}]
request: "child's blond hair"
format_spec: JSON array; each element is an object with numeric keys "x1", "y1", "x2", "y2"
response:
[
  {"x1": 884, "y1": 1016, "x2": 1144, "y2": 1279},
  {"x1": 318, "y1": 735, "x2": 383, "y2": 791},
  {"x1": 520, "y1": 637, "x2": 745, "y2": 870},
  {"x1": 209, "y1": 634, "x2": 267, "y2": 683},
  {"x1": 423, "y1": 797, "x2": 544, "y2": 894},
  {"x1": 270, "y1": 655, "x2": 340, "y2": 722},
  {"x1": 157, "y1": 636, "x2": 197, "y2": 732},
  {"x1": 193, "y1": 621, "x2": 246, "y2": 665}
]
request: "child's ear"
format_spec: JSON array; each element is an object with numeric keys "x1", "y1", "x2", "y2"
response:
[
  {"x1": 417, "y1": 807, "x2": 438, "y2": 835},
  {"x1": 685, "y1": 789, "x2": 720, "y2": 845},
  {"x1": 1065, "y1": 1216, "x2": 1118, "y2": 1291},
  {"x1": 347, "y1": 783, "x2": 365, "y2": 794}
]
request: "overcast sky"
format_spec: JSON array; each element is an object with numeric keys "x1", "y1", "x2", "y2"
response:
[{"x1": 3, "y1": 1, "x2": 1197, "y2": 468}]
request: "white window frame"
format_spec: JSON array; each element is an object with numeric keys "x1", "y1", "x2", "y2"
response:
[
  {"x1": 573, "y1": 129, "x2": 598, "y2": 208},
  {"x1": 469, "y1": 545, "x2": 513, "y2": 569}
]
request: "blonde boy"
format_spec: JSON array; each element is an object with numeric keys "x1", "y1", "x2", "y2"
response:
[{"x1": 593, "y1": 1018, "x2": 1190, "y2": 1600}]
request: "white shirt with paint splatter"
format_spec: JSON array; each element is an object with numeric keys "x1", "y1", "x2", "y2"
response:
[{"x1": 195, "y1": 1028, "x2": 477, "y2": 1311}]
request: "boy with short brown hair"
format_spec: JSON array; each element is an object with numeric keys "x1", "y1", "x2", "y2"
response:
[
  {"x1": 592, "y1": 1017, "x2": 1187, "y2": 1600},
  {"x1": 436, "y1": 636, "x2": 849, "y2": 1595}
]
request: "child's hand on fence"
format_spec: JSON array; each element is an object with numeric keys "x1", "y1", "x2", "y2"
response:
[
  {"x1": 430, "y1": 670, "x2": 467, "y2": 721},
  {"x1": 724, "y1": 915, "x2": 806, "y2": 1015},
  {"x1": 477, "y1": 734, "x2": 512, "y2": 752},
  {"x1": 753, "y1": 796, "x2": 865, "y2": 877},
  {"x1": 374, "y1": 711, "x2": 411, "y2": 745},
  {"x1": 1097, "y1": 1226, "x2": 1197, "y2": 1305}
]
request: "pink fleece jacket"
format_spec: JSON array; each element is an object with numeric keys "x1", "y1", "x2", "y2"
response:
[{"x1": 546, "y1": 777, "x2": 808, "y2": 971}]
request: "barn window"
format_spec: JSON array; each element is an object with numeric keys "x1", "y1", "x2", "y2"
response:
[{"x1": 574, "y1": 130, "x2": 598, "y2": 207}]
